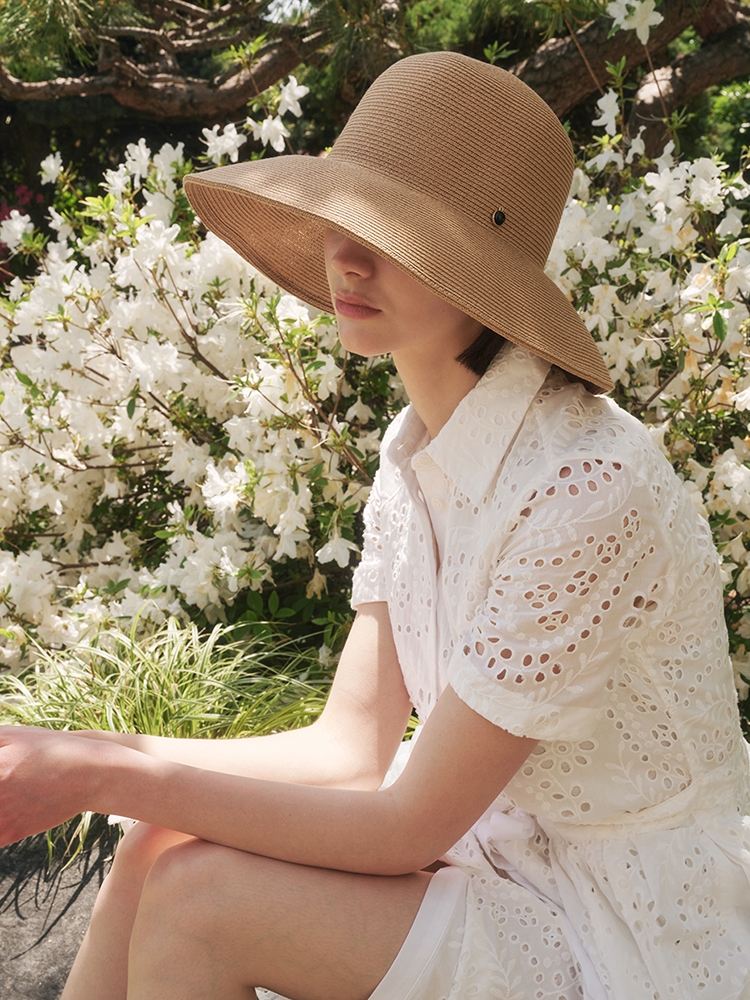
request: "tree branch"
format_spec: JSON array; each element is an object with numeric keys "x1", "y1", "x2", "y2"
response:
[
  {"x1": 511, "y1": 0, "x2": 716, "y2": 117},
  {"x1": 172, "y1": 22, "x2": 261, "y2": 53},
  {"x1": 629, "y1": 3, "x2": 750, "y2": 156},
  {"x1": 97, "y1": 26, "x2": 178, "y2": 54},
  {"x1": 0, "y1": 28, "x2": 329, "y2": 120}
]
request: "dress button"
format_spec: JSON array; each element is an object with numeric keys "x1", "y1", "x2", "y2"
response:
[
  {"x1": 432, "y1": 498, "x2": 445, "y2": 512},
  {"x1": 413, "y1": 454, "x2": 431, "y2": 470}
]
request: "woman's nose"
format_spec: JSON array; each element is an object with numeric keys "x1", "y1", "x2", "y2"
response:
[{"x1": 324, "y1": 230, "x2": 376, "y2": 278}]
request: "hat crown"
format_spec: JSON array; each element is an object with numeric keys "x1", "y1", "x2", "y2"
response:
[{"x1": 329, "y1": 52, "x2": 575, "y2": 269}]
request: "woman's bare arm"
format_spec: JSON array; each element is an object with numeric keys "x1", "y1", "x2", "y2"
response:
[
  {"x1": 71, "y1": 604, "x2": 413, "y2": 790},
  {"x1": 0, "y1": 682, "x2": 534, "y2": 875}
]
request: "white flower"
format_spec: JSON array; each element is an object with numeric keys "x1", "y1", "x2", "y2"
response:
[
  {"x1": 717, "y1": 206, "x2": 745, "y2": 238},
  {"x1": 140, "y1": 189, "x2": 175, "y2": 226},
  {"x1": 345, "y1": 398, "x2": 376, "y2": 422},
  {"x1": 592, "y1": 89, "x2": 620, "y2": 136},
  {"x1": 306, "y1": 568, "x2": 328, "y2": 599},
  {"x1": 39, "y1": 151, "x2": 63, "y2": 185},
  {"x1": 48, "y1": 207, "x2": 73, "y2": 242},
  {"x1": 124, "y1": 138, "x2": 151, "y2": 185},
  {"x1": 318, "y1": 643, "x2": 336, "y2": 667},
  {"x1": 732, "y1": 386, "x2": 750, "y2": 411},
  {"x1": 103, "y1": 163, "x2": 131, "y2": 200},
  {"x1": 246, "y1": 116, "x2": 290, "y2": 153},
  {"x1": 654, "y1": 140, "x2": 675, "y2": 172},
  {"x1": 637, "y1": 203, "x2": 697, "y2": 255},
  {"x1": 108, "y1": 815, "x2": 137, "y2": 831},
  {"x1": 273, "y1": 500, "x2": 310, "y2": 560},
  {"x1": 316, "y1": 533, "x2": 358, "y2": 568},
  {"x1": 607, "y1": 0, "x2": 663, "y2": 45},
  {"x1": 586, "y1": 283, "x2": 620, "y2": 333},
  {"x1": 581, "y1": 236, "x2": 618, "y2": 272},
  {"x1": 643, "y1": 166, "x2": 687, "y2": 212},
  {"x1": 586, "y1": 145, "x2": 624, "y2": 174},
  {"x1": 201, "y1": 123, "x2": 247, "y2": 165},
  {"x1": 278, "y1": 75, "x2": 309, "y2": 118},
  {"x1": 316, "y1": 354, "x2": 342, "y2": 400},
  {"x1": 732, "y1": 645, "x2": 750, "y2": 701},
  {"x1": 725, "y1": 533, "x2": 748, "y2": 565},
  {"x1": 277, "y1": 294, "x2": 310, "y2": 324},
  {"x1": 0, "y1": 210, "x2": 34, "y2": 252},
  {"x1": 690, "y1": 158, "x2": 724, "y2": 213},
  {"x1": 152, "y1": 142, "x2": 185, "y2": 183},
  {"x1": 125, "y1": 339, "x2": 185, "y2": 394},
  {"x1": 569, "y1": 167, "x2": 590, "y2": 201},
  {"x1": 625, "y1": 126, "x2": 646, "y2": 164},
  {"x1": 202, "y1": 460, "x2": 250, "y2": 520}
]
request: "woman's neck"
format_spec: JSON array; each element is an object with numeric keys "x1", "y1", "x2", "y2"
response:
[{"x1": 392, "y1": 350, "x2": 480, "y2": 440}]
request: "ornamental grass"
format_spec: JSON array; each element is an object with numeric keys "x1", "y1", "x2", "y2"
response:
[{"x1": 0, "y1": 618, "x2": 332, "y2": 860}]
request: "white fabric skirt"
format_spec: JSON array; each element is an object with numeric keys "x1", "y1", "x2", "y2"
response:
[
  {"x1": 258, "y1": 861, "x2": 586, "y2": 1000},
  {"x1": 368, "y1": 865, "x2": 468, "y2": 999}
]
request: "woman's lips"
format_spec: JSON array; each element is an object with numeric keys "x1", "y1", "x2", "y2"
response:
[{"x1": 334, "y1": 294, "x2": 381, "y2": 319}]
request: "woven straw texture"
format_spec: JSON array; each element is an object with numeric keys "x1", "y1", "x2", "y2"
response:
[{"x1": 184, "y1": 52, "x2": 614, "y2": 394}]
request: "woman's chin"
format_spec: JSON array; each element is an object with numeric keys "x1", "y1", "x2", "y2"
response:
[{"x1": 337, "y1": 329, "x2": 391, "y2": 358}]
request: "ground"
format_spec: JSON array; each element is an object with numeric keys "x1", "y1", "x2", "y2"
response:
[{"x1": 0, "y1": 832, "x2": 116, "y2": 1000}]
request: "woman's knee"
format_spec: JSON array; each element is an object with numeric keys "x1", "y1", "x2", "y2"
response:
[
  {"x1": 134, "y1": 840, "x2": 256, "y2": 945},
  {"x1": 142, "y1": 838, "x2": 243, "y2": 904},
  {"x1": 107, "y1": 822, "x2": 194, "y2": 893}
]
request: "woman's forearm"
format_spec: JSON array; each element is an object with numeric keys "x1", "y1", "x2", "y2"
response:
[
  {"x1": 0, "y1": 687, "x2": 532, "y2": 869},
  {"x1": 87, "y1": 742, "x2": 413, "y2": 875},
  {"x1": 78, "y1": 687, "x2": 535, "y2": 877},
  {"x1": 73, "y1": 721, "x2": 384, "y2": 790}
]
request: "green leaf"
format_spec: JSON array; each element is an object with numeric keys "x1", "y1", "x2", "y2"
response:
[
  {"x1": 719, "y1": 240, "x2": 739, "y2": 265},
  {"x1": 127, "y1": 396, "x2": 136, "y2": 419},
  {"x1": 268, "y1": 589, "x2": 280, "y2": 615},
  {"x1": 244, "y1": 591, "x2": 264, "y2": 616},
  {"x1": 713, "y1": 311, "x2": 728, "y2": 341},
  {"x1": 483, "y1": 40, "x2": 518, "y2": 65},
  {"x1": 15, "y1": 371, "x2": 33, "y2": 387}
]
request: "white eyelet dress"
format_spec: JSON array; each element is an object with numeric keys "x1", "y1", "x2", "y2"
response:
[{"x1": 264, "y1": 343, "x2": 750, "y2": 1000}]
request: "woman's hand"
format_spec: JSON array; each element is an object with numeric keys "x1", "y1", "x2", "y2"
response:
[{"x1": 0, "y1": 725, "x2": 110, "y2": 846}]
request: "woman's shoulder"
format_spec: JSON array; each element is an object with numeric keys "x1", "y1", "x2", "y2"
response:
[{"x1": 526, "y1": 373, "x2": 672, "y2": 481}]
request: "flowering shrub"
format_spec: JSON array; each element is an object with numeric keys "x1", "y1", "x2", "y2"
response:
[
  {"x1": 0, "y1": 78, "x2": 404, "y2": 665},
  {"x1": 2, "y1": 59, "x2": 750, "y2": 729}
]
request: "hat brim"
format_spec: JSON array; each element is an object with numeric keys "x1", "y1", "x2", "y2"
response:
[{"x1": 184, "y1": 158, "x2": 614, "y2": 394}]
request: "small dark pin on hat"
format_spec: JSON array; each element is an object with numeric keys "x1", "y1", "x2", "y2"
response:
[{"x1": 492, "y1": 210, "x2": 506, "y2": 226}]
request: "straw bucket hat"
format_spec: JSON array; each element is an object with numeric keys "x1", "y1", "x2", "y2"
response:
[{"x1": 184, "y1": 51, "x2": 614, "y2": 394}]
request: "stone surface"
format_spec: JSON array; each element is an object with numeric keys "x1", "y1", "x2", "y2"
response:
[{"x1": 0, "y1": 831, "x2": 117, "y2": 1000}]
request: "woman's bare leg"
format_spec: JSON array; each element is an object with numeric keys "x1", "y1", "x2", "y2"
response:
[
  {"x1": 62, "y1": 823, "x2": 193, "y2": 1000},
  {"x1": 127, "y1": 838, "x2": 434, "y2": 1000}
]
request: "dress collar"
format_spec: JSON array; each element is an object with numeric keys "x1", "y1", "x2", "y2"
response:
[{"x1": 383, "y1": 343, "x2": 552, "y2": 507}]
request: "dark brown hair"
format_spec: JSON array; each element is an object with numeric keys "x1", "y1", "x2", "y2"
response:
[{"x1": 456, "y1": 327, "x2": 505, "y2": 377}]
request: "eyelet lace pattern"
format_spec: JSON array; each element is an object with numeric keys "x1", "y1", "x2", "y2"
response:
[{"x1": 350, "y1": 347, "x2": 750, "y2": 999}]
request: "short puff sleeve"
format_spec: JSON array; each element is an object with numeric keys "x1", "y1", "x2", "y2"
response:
[{"x1": 447, "y1": 458, "x2": 675, "y2": 741}]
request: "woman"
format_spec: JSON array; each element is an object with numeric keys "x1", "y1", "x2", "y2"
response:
[{"x1": 2, "y1": 51, "x2": 750, "y2": 1000}]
